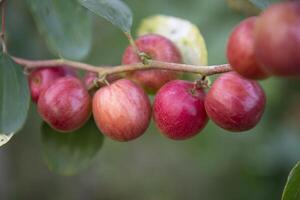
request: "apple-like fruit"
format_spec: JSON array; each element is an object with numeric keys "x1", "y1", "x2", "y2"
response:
[
  {"x1": 227, "y1": 17, "x2": 269, "y2": 79},
  {"x1": 93, "y1": 79, "x2": 151, "y2": 141},
  {"x1": 153, "y1": 80, "x2": 208, "y2": 140},
  {"x1": 38, "y1": 77, "x2": 91, "y2": 132},
  {"x1": 29, "y1": 67, "x2": 77, "y2": 103},
  {"x1": 205, "y1": 72, "x2": 266, "y2": 132},
  {"x1": 254, "y1": 2, "x2": 300, "y2": 76}
]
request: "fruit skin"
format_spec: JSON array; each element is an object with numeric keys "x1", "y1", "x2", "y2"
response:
[
  {"x1": 227, "y1": 17, "x2": 269, "y2": 80},
  {"x1": 205, "y1": 72, "x2": 266, "y2": 132},
  {"x1": 29, "y1": 67, "x2": 65, "y2": 103},
  {"x1": 122, "y1": 34, "x2": 182, "y2": 93},
  {"x1": 28, "y1": 67, "x2": 77, "y2": 103},
  {"x1": 38, "y1": 77, "x2": 91, "y2": 132},
  {"x1": 153, "y1": 80, "x2": 208, "y2": 140},
  {"x1": 93, "y1": 79, "x2": 152, "y2": 142},
  {"x1": 254, "y1": 2, "x2": 300, "y2": 76},
  {"x1": 63, "y1": 67, "x2": 78, "y2": 77}
]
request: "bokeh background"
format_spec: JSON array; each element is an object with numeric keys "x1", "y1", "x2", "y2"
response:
[{"x1": 1, "y1": 0, "x2": 300, "y2": 199}]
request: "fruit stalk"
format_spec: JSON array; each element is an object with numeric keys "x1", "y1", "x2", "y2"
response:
[{"x1": 13, "y1": 56, "x2": 232, "y2": 76}]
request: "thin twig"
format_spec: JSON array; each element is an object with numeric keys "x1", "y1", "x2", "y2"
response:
[{"x1": 12, "y1": 56, "x2": 232, "y2": 76}]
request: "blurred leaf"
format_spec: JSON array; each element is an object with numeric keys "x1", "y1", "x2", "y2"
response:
[
  {"x1": 249, "y1": 0, "x2": 283, "y2": 9},
  {"x1": 282, "y1": 161, "x2": 300, "y2": 200},
  {"x1": 0, "y1": 53, "x2": 30, "y2": 140},
  {"x1": 78, "y1": 0, "x2": 133, "y2": 33},
  {"x1": 41, "y1": 118, "x2": 104, "y2": 176},
  {"x1": 27, "y1": 0, "x2": 92, "y2": 60}
]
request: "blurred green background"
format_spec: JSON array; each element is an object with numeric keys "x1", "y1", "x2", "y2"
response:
[{"x1": 1, "y1": 0, "x2": 300, "y2": 199}]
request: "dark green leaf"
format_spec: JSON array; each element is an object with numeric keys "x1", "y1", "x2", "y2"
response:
[
  {"x1": 78, "y1": 0, "x2": 132, "y2": 33},
  {"x1": 41, "y1": 118, "x2": 104, "y2": 176},
  {"x1": 282, "y1": 161, "x2": 300, "y2": 200},
  {"x1": 0, "y1": 53, "x2": 30, "y2": 142},
  {"x1": 249, "y1": 0, "x2": 283, "y2": 9},
  {"x1": 27, "y1": 0, "x2": 92, "y2": 60}
]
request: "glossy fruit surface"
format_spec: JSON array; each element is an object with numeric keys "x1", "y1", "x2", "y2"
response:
[
  {"x1": 38, "y1": 77, "x2": 91, "y2": 132},
  {"x1": 205, "y1": 72, "x2": 266, "y2": 132},
  {"x1": 227, "y1": 17, "x2": 269, "y2": 79},
  {"x1": 28, "y1": 67, "x2": 66, "y2": 102},
  {"x1": 122, "y1": 34, "x2": 182, "y2": 93},
  {"x1": 93, "y1": 79, "x2": 151, "y2": 141},
  {"x1": 255, "y1": 2, "x2": 300, "y2": 76},
  {"x1": 153, "y1": 80, "x2": 208, "y2": 140}
]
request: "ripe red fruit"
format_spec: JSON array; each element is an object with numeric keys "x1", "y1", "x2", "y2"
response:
[
  {"x1": 38, "y1": 77, "x2": 91, "y2": 132},
  {"x1": 153, "y1": 80, "x2": 208, "y2": 140},
  {"x1": 83, "y1": 72, "x2": 97, "y2": 88},
  {"x1": 122, "y1": 34, "x2": 182, "y2": 93},
  {"x1": 254, "y1": 2, "x2": 300, "y2": 76},
  {"x1": 93, "y1": 79, "x2": 151, "y2": 142},
  {"x1": 63, "y1": 67, "x2": 78, "y2": 77},
  {"x1": 205, "y1": 72, "x2": 266, "y2": 132},
  {"x1": 29, "y1": 67, "x2": 65, "y2": 102},
  {"x1": 227, "y1": 17, "x2": 269, "y2": 79},
  {"x1": 28, "y1": 67, "x2": 77, "y2": 102}
]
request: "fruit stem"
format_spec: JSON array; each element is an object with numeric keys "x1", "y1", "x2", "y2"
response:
[
  {"x1": 12, "y1": 56, "x2": 232, "y2": 77},
  {"x1": 124, "y1": 32, "x2": 151, "y2": 64}
]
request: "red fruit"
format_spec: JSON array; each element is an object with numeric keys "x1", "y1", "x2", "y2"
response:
[
  {"x1": 63, "y1": 67, "x2": 78, "y2": 77},
  {"x1": 205, "y1": 72, "x2": 266, "y2": 132},
  {"x1": 153, "y1": 80, "x2": 208, "y2": 140},
  {"x1": 122, "y1": 34, "x2": 182, "y2": 93},
  {"x1": 93, "y1": 79, "x2": 151, "y2": 142},
  {"x1": 227, "y1": 17, "x2": 269, "y2": 79},
  {"x1": 28, "y1": 67, "x2": 66, "y2": 102},
  {"x1": 83, "y1": 72, "x2": 98, "y2": 88},
  {"x1": 254, "y1": 2, "x2": 300, "y2": 76},
  {"x1": 38, "y1": 77, "x2": 91, "y2": 132}
]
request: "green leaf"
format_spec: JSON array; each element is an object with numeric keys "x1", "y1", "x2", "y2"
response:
[
  {"x1": 249, "y1": 0, "x2": 283, "y2": 10},
  {"x1": 41, "y1": 118, "x2": 104, "y2": 176},
  {"x1": 282, "y1": 161, "x2": 300, "y2": 200},
  {"x1": 78, "y1": 0, "x2": 133, "y2": 33},
  {"x1": 27, "y1": 0, "x2": 92, "y2": 60},
  {"x1": 0, "y1": 53, "x2": 30, "y2": 140}
]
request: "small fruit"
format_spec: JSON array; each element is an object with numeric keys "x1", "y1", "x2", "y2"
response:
[
  {"x1": 227, "y1": 17, "x2": 269, "y2": 79},
  {"x1": 122, "y1": 34, "x2": 182, "y2": 93},
  {"x1": 153, "y1": 80, "x2": 208, "y2": 140},
  {"x1": 93, "y1": 79, "x2": 152, "y2": 141},
  {"x1": 254, "y1": 2, "x2": 300, "y2": 76},
  {"x1": 205, "y1": 72, "x2": 266, "y2": 132},
  {"x1": 28, "y1": 67, "x2": 66, "y2": 102},
  {"x1": 38, "y1": 77, "x2": 91, "y2": 132}
]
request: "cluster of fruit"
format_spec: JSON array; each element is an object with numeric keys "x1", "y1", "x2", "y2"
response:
[{"x1": 28, "y1": 1, "x2": 299, "y2": 142}]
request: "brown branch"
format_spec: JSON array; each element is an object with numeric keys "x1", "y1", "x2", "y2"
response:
[{"x1": 12, "y1": 56, "x2": 232, "y2": 77}]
